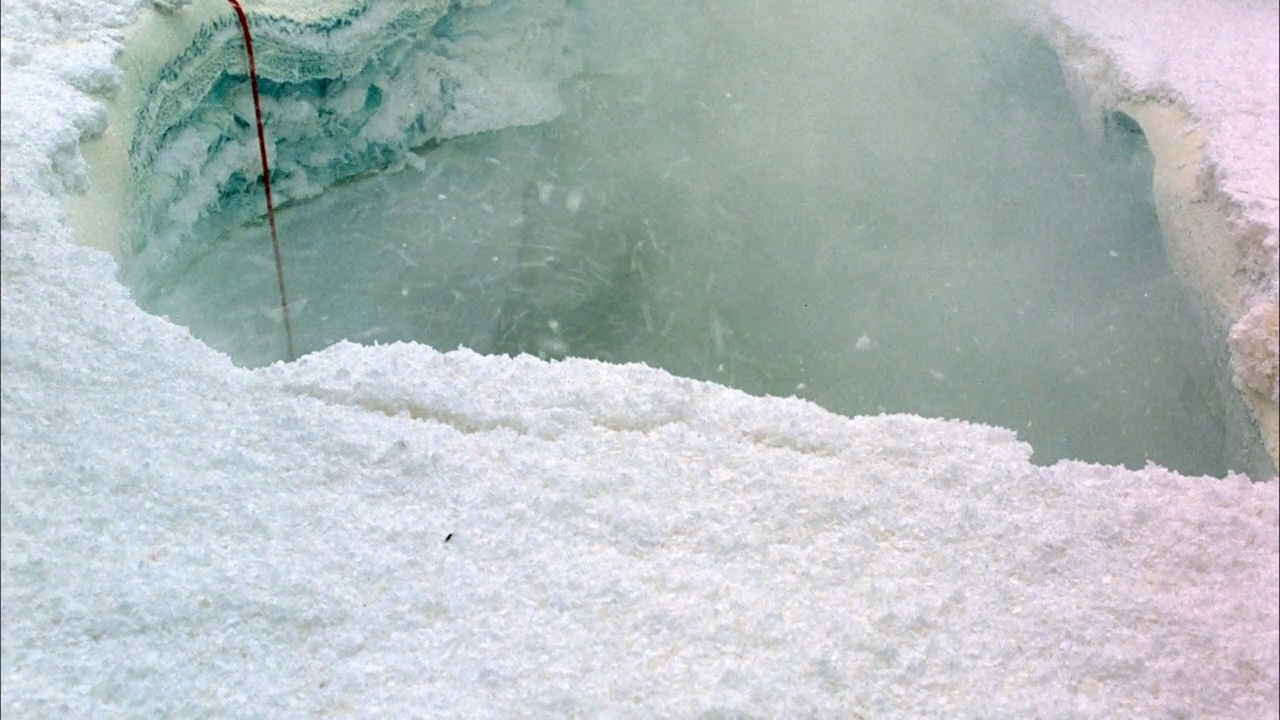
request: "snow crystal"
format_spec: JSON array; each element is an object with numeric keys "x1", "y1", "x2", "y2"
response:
[{"x1": 2, "y1": 0, "x2": 1277, "y2": 717}]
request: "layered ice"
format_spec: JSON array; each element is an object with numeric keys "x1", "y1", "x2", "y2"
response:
[
  {"x1": 1041, "y1": 0, "x2": 1280, "y2": 470},
  {"x1": 114, "y1": 0, "x2": 574, "y2": 282}
]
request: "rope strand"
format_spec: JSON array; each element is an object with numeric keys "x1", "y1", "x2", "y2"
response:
[{"x1": 226, "y1": 0, "x2": 295, "y2": 361}]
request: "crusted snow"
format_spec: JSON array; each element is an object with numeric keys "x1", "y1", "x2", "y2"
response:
[
  {"x1": 2, "y1": 0, "x2": 1278, "y2": 717},
  {"x1": 1046, "y1": 0, "x2": 1280, "y2": 297}
]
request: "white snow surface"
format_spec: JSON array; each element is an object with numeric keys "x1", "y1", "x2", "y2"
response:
[
  {"x1": 1, "y1": 0, "x2": 1278, "y2": 717},
  {"x1": 1047, "y1": 0, "x2": 1280, "y2": 296}
]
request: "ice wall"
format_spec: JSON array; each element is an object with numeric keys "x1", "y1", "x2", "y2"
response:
[
  {"x1": 77, "y1": 0, "x2": 575, "y2": 283},
  {"x1": 1041, "y1": 0, "x2": 1280, "y2": 470}
]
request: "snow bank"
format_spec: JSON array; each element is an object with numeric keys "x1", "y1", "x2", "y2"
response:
[
  {"x1": 2, "y1": 0, "x2": 1277, "y2": 717},
  {"x1": 1043, "y1": 0, "x2": 1280, "y2": 470}
]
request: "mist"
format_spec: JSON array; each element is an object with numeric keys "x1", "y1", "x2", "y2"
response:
[{"x1": 142, "y1": 0, "x2": 1225, "y2": 474}]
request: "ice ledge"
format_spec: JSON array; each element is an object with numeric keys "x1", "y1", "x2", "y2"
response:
[
  {"x1": 1041, "y1": 3, "x2": 1280, "y2": 471},
  {"x1": 67, "y1": 0, "x2": 573, "y2": 279}
]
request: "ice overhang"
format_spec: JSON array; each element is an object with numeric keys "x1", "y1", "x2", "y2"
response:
[
  {"x1": 1047, "y1": 16, "x2": 1279, "y2": 471},
  {"x1": 68, "y1": 0, "x2": 573, "y2": 282},
  {"x1": 1118, "y1": 101, "x2": 1278, "y2": 466}
]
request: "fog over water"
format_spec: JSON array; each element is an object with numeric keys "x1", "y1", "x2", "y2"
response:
[{"x1": 141, "y1": 0, "x2": 1226, "y2": 475}]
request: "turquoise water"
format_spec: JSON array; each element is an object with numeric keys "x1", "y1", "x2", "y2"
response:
[{"x1": 138, "y1": 1, "x2": 1228, "y2": 475}]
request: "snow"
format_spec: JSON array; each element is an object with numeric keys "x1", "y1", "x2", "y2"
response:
[
  {"x1": 1045, "y1": 0, "x2": 1280, "y2": 272},
  {"x1": 2, "y1": 0, "x2": 1277, "y2": 717},
  {"x1": 1041, "y1": 0, "x2": 1280, "y2": 480}
]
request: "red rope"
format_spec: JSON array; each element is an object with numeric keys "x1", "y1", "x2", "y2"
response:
[{"x1": 226, "y1": 0, "x2": 295, "y2": 361}]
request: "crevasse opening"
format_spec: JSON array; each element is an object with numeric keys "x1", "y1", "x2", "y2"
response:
[{"x1": 111, "y1": 0, "x2": 1235, "y2": 475}]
